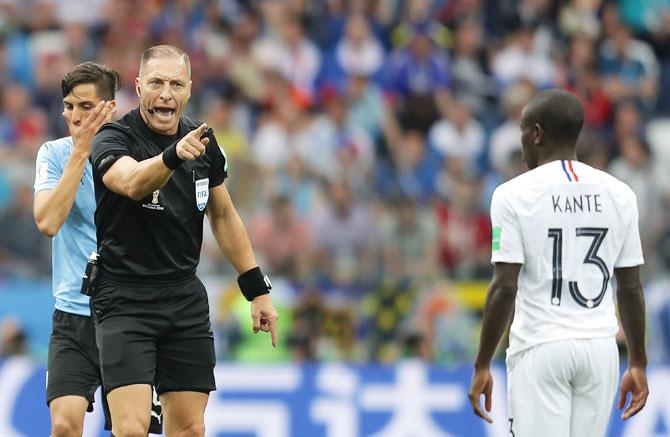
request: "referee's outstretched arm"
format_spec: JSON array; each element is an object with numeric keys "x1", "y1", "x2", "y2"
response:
[
  {"x1": 101, "y1": 123, "x2": 209, "y2": 201},
  {"x1": 206, "y1": 182, "x2": 280, "y2": 347}
]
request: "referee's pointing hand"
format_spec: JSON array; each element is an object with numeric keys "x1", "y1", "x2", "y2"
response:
[
  {"x1": 251, "y1": 294, "x2": 280, "y2": 347},
  {"x1": 176, "y1": 123, "x2": 209, "y2": 160}
]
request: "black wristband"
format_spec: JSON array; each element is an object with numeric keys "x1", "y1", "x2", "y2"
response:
[
  {"x1": 238, "y1": 267, "x2": 272, "y2": 301},
  {"x1": 162, "y1": 142, "x2": 184, "y2": 170}
]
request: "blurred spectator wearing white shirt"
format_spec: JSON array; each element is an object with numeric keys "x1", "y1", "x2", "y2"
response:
[
  {"x1": 608, "y1": 135, "x2": 666, "y2": 273},
  {"x1": 492, "y1": 22, "x2": 557, "y2": 89},
  {"x1": 488, "y1": 80, "x2": 535, "y2": 175},
  {"x1": 323, "y1": 13, "x2": 385, "y2": 84},
  {"x1": 428, "y1": 99, "x2": 485, "y2": 173},
  {"x1": 253, "y1": 12, "x2": 321, "y2": 98}
]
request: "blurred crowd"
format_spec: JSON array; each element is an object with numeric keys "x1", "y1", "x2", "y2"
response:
[{"x1": 1, "y1": 0, "x2": 670, "y2": 364}]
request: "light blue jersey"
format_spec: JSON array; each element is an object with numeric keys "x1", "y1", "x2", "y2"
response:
[{"x1": 34, "y1": 136, "x2": 96, "y2": 316}]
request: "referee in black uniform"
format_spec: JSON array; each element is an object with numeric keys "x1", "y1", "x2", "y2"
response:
[{"x1": 89, "y1": 45, "x2": 279, "y2": 436}]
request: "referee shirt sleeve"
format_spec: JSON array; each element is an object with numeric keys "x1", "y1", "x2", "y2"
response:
[
  {"x1": 490, "y1": 186, "x2": 525, "y2": 264},
  {"x1": 206, "y1": 132, "x2": 228, "y2": 187},
  {"x1": 90, "y1": 125, "x2": 132, "y2": 175}
]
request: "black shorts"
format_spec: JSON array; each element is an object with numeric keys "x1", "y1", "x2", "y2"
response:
[
  {"x1": 47, "y1": 309, "x2": 102, "y2": 408},
  {"x1": 92, "y1": 275, "x2": 216, "y2": 395},
  {"x1": 46, "y1": 309, "x2": 163, "y2": 434}
]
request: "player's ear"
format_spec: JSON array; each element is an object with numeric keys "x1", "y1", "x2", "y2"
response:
[
  {"x1": 534, "y1": 123, "x2": 543, "y2": 145},
  {"x1": 105, "y1": 100, "x2": 118, "y2": 122},
  {"x1": 135, "y1": 77, "x2": 141, "y2": 97}
]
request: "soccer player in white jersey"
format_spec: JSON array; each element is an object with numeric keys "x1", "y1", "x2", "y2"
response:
[
  {"x1": 468, "y1": 89, "x2": 648, "y2": 436},
  {"x1": 33, "y1": 62, "x2": 161, "y2": 436}
]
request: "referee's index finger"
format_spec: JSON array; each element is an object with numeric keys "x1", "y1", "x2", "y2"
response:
[
  {"x1": 191, "y1": 123, "x2": 208, "y2": 137},
  {"x1": 269, "y1": 319, "x2": 278, "y2": 347}
]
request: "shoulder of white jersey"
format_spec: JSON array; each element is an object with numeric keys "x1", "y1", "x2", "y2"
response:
[
  {"x1": 579, "y1": 162, "x2": 637, "y2": 199},
  {"x1": 493, "y1": 167, "x2": 537, "y2": 197},
  {"x1": 491, "y1": 178, "x2": 521, "y2": 207}
]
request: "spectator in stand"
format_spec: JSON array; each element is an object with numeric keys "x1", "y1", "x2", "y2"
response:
[
  {"x1": 512, "y1": 0, "x2": 560, "y2": 45},
  {"x1": 391, "y1": 0, "x2": 451, "y2": 49},
  {"x1": 618, "y1": 0, "x2": 670, "y2": 34},
  {"x1": 249, "y1": 195, "x2": 312, "y2": 282},
  {"x1": 306, "y1": 85, "x2": 374, "y2": 194},
  {"x1": 0, "y1": 84, "x2": 39, "y2": 145},
  {"x1": 0, "y1": 182, "x2": 50, "y2": 278},
  {"x1": 645, "y1": 8, "x2": 670, "y2": 115},
  {"x1": 577, "y1": 130, "x2": 611, "y2": 171},
  {"x1": 492, "y1": 22, "x2": 557, "y2": 90},
  {"x1": 599, "y1": 22, "x2": 659, "y2": 110},
  {"x1": 250, "y1": 72, "x2": 313, "y2": 174},
  {"x1": 437, "y1": 0, "x2": 490, "y2": 34},
  {"x1": 275, "y1": 154, "x2": 326, "y2": 219},
  {"x1": 252, "y1": 12, "x2": 321, "y2": 98},
  {"x1": 376, "y1": 128, "x2": 442, "y2": 204},
  {"x1": 385, "y1": 21, "x2": 451, "y2": 132},
  {"x1": 345, "y1": 73, "x2": 389, "y2": 144},
  {"x1": 560, "y1": 33, "x2": 614, "y2": 130},
  {"x1": 428, "y1": 98, "x2": 486, "y2": 173},
  {"x1": 319, "y1": 12, "x2": 385, "y2": 87},
  {"x1": 569, "y1": 65, "x2": 613, "y2": 131},
  {"x1": 567, "y1": 31, "x2": 598, "y2": 75},
  {"x1": 312, "y1": 179, "x2": 376, "y2": 287},
  {"x1": 33, "y1": 49, "x2": 75, "y2": 138},
  {"x1": 489, "y1": 80, "x2": 535, "y2": 175},
  {"x1": 557, "y1": 0, "x2": 602, "y2": 39},
  {"x1": 435, "y1": 173, "x2": 491, "y2": 279},
  {"x1": 608, "y1": 135, "x2": 666, "y2": 273},
  {"x1": 608, "y1": 100, "x2": 645, "y2": 156},
  {"x1": 450, "y1": 19, "x2": 494, "y2": 118},
  {"x1": 380, "y1": 196, "x2": 439, "y2": 283},
  {"x1": 209, "y1": 10, "x2": 266, "y2": 104}
]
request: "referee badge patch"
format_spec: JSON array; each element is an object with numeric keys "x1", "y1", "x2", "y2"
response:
[{"x1": 195, "y1": 178, "x2": 209, "y2": 211}]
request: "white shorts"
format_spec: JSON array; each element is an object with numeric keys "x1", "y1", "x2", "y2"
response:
[{"x1": 506, "y1": 337, "x2": 619, "y2": 437}]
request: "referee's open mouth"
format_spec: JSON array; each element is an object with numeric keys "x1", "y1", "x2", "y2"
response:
[{"x1": 153, "y1": 106, "x2": 176, "y2": 122}]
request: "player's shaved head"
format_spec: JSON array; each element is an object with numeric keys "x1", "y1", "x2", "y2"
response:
[
  {"x1": 523, "y1": 89, "x2": 584, "y2": 147},
  {"x1": 139, "y1": 45, "x2": 191, "y2": 77}
]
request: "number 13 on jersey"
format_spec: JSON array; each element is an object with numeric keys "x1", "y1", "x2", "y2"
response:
[{"x1": 547, "y1": 227, "x2": 609, "y2": 309}]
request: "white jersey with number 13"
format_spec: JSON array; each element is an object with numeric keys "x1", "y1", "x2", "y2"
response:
[{"x1": 490, "y1": 159, "x2": 644, "y2": 357}]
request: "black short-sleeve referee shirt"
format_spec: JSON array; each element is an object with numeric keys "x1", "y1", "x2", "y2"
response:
[{"x1": 90, "y1": 107, "x2": 228, "y2": 284}]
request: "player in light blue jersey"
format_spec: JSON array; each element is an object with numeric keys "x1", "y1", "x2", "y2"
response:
[
  {"x1": 33, "y1": 62, "x2": 162, "y2": 437},
  {"x1": 34, "y1": 133, "x2": 97, "y2": 313}
]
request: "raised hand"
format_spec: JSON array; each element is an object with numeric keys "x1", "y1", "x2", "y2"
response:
[
  {"x1": 70, "y1": 101, "x2": 115, "y2": 155},
  {"x1": 176, "y1": 123, "x2": 209, "y2": 160}
]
